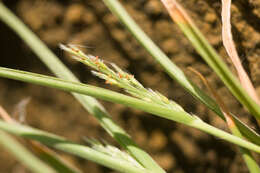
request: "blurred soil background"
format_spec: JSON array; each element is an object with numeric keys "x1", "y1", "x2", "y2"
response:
[{"x1": 1, "y1": 0, "x2": 260, "y2": 172}]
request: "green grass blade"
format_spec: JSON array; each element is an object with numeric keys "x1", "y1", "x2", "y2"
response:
[
  {"x1": 241, "y1": 147, "x2": 260, "y2": 173},
  {"x1": 1, "y1": 67, "x2": 260, "y2": 153},
  {"x1": 101, "y1": 0, "x2": 260, "y2": 145},
  {"x1": 233, "y1": 116, "x2": 260, "y2": 146},
  {"x1": 0, "y1": 67, "x2": 195, "y2": 124},
  {"x1": 0, "y1": 3, "x2": 164, "y2": 172},
  {"x1": 0, "y1": 130, "x2": 56, "y2": 173},
  {"x1": 160, "y1": 0, "x2": 260, "y2": 120},
  {"x1": 187, "y1": 58, "x2": 259, "y2": 172},
  {"x1": 160, "y1": 1, "x2": 260, "y2": 168},
  {"x1": 29, "y1": 141, "x2": 82, "y2": 173},
  {"x1": 36, "y1": 152, "x2": 81, "y2": 173},
  {"x1": 102, "y1": 0, "x2": 217, "y2": 113},
  {"x1": 0, "y1": 121, "x2": 152, "y2": 173},
  {"x1": 229, "y1": 126, "x2": 260, "y2": 173},
  {"x1": 1, "y1": 3, "x2": 260, "y2": 172}
]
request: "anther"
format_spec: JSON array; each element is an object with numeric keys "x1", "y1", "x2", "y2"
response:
[
  {"x1": 105, "y1": 80, "x2": 111, "y2": 85},
  {"x1": 118, "y1": 73, "x2": 123, "y2": 78}
]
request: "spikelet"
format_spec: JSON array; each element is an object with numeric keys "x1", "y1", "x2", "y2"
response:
[{"x1": 84, "y1": 138, "x2": 144, "y2": 169}]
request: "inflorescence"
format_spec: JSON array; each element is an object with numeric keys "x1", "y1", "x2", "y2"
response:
[{"x1": 60, "y1": 44, "x2": 183, "y2": 111}]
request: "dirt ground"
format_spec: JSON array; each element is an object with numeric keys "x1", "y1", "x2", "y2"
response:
[{"x1": 0, "y1": 0, "x2": 260, "y2": 172}]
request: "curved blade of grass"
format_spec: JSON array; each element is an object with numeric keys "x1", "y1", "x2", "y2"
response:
[
  {"x1": 221, "y1": 0, "x2": 260, "y2": 105},
  {"x1": 0, "y1": 131, "x2": 57, "y2": 173},
  {"x1": 1, "y1": 0, "x2": 260, "y2": 160},
  {"x1": 0, "y1": 3, "x2": 164, "y2": 172},
  {"x1": 160, "y1": 0, "x2": 260, "y2": 120},
  {"x1": 0, "y1": 67, "x2": 195, "y2": 124},
  {"x1": 233, "y1": 117, "x2": 260, "y2": 145},
  {"x1": 102, "y1": 0, "x2": 218, "y2": 114},
  {"x1": 1, "y1": 68, "x2": 260, "y2": 152},
  {"x1": 220, "y1": 1, "x2": 260, "y2": 168},
  {"x1": 29, "y1": 141, "x2": 82, "y2": 173},
  {"x1": 0, "y1": 121, "x2": 151, "y2": 173},
  {"x1": 101, "y1": 0, "x2": 260, "y2": 145},
  {"x1": 2, "y1": 2, "x2": 260, "y2": 166},
  {"x1": 0, "y1": 103, "x2": 82, "y2": 173},
  {"x1": 188, "y1": 67, "x2": 260, "y2": 173}
]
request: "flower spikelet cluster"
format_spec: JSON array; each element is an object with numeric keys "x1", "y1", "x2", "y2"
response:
[
  {"x1": 60, "y1": 44, "x2": 183, "y2": 111},
  {"x1": 84, "y1": 138, "x2": 144, "y2": 169}
]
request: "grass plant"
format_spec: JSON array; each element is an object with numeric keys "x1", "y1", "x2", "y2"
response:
[{"x1": 0, "y1": 1, "x2": 260, "y2": 173}]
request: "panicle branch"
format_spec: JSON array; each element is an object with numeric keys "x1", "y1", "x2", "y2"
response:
[{"x1": 60, "y1": 44, "x2": 183, "y2": 111}]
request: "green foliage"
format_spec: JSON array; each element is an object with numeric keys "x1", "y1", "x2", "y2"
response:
[{"x1": 0, "y1": 1, "x2": 259, "y2": 173}]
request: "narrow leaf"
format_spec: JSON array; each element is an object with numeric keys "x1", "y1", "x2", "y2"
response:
[
  {"x1": 0, "y1": 2, "x2": 164, "y2": 172},
  {"x1": 29, "y1": 141, "x2": 82, "y2": 173},
  {"x1": 0, "y1": 131, "x2": 56, "y2": 173},
  {"x1": 0, "y1": 121, "x2": 151, "y2": 173},
  {"x1": 188, "y1": 67, "x2": 260, "y2": 173},
  {"x1": 101, "y1": 0, "x2": 260, "y2": 145},
  {"x1": 221, "y1": 0, "x2": 260, "y2": 105},
  {"x1": 160, "y1": 0, "x2": 260, "y2": 121},
  {"x1": 0, "y1": 67, "x2": 260, "y2": 153}
]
